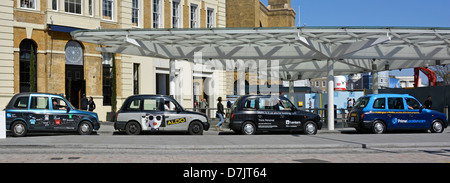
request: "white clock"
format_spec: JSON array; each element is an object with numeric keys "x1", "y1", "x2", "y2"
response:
[{"x1": 65, "y1": 41, "x2": 83, "y2": 65}]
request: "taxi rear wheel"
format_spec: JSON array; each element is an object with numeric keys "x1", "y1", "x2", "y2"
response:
[
  {"x1": 126, "y1": 121, "x2": 141, "y2": 135},
  {"x1": 242, "y1": 122, "x2": 256, "y2": 135},
  {"x1": 430, "y1": 119, "x2": 444, "y2": 133},
  {"x1": 372, "y1": 120, "x2": 386, "y2": 134},
  {"x1": 11, "y1": 121, "x2": 27, "y2": 137}
]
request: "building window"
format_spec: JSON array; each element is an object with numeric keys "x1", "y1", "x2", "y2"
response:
[
  {"x1": 52, "y1": 0, "x2": 58, "y2": 10},
  {"x1": 133, "y1": 63, "x2": 140, "y2": 95},
  {"x1": 132, "y1": 0, "x2": 140, "y2": 27},
  {"x1": 322, "y1": 81, "x2": 326, "y2": 87},
  {"x1": 20, "y1": 0, "x2": 36, "y2": 9},
  {"x1": 102, "y1": 52, "x2": 113, "y2": 106},
  {"x1": 207, "y1": 8, "x2": 215, "y2": 28},
  {"x1": 65, "y1": 0, "x2": 82, "y2": 14},
  {"x1": 20, "y1": 0, "x2": 35, "y2": 9},
  {"x1": 172, "y1": 0, "x2": 181, "y2": 28},
  {"x1": 19, "y1": 39, "x2": 37, "y2": 93},
  {"x1": 315, "y1": 81, "x2": 319, "y2": 87},
  {"x1": 88, "y1": 0, "x2": 93, "y2": 16},
  {"x1": 153, "y1": 0, "x2": 162, "y2": 28},
  {"x1": 103, "y1": 0, "x2": 114, "y2": 20},
  {"x1": 190, "y1": 4, "x2": 198, "y2": 28}
]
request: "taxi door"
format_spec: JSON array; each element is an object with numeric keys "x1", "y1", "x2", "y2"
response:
[
  {"x1": 141, "y1": 97, "x2": 165, "y2": 130},
  {"x1": 404, "y1": 97, "x2": 428, "y2": 129},
  {"x1": 162, "y1": 98, "x2": 188, "y2": 131},
  {"x1": 277, "y1": 97, "x2": 297, "y2": 130},
  {"x1": 257, "y1": 97, "x2": 283, "y2": 130},
  {"x1": 50, "y1": 97, "x2": 77, "y2": 130},
  {"x1": 386, "y1": 97, "x2": 409, "y2": 130},
  {"x1": 28, "y1": 95, "x2": 51, "y2": 130}
]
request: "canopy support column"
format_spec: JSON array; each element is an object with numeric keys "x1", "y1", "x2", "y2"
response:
[
  {"x1": 237, "y1": 60, "x2": 246, "y2": 95},
  {"x1": 327, "y1": 60, "x2": 335, "y2": 131},
  {"x1": 372, "y1": 63, "x2": 379, "y2": 94},
  {"x1": 289, "y1": 80, "x2": 294, "y2": 102},
  {"x1": 170, "y1": 59, "x2": 176, "y2": 98}
]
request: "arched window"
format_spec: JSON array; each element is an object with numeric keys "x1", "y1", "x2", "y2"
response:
[{"x1": 19, "y1": 39, "x2": 37, "y2": 92}]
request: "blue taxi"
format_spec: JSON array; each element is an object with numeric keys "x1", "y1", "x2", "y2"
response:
[
  {"x1": 4, "y1": 93, "x2": 100, "y2": 137},
  {"x1": 348, "y1": 94, "x2": 448, "y2": 134}
]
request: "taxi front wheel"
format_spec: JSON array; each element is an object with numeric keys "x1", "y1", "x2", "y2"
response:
[
  {"x1": 78, "y1": 121, "x2": 93, "y2": 135},
  {"x1": 303, "y1": 121, "x2": 317, "y2": 135},
  {"x1": 188, "y1": 121, "x2": 204, "y2": 135}
]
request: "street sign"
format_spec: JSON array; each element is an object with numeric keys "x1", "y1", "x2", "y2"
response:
[{"x1": 0, "y1": 111, "x2": 5, "y2": 139}]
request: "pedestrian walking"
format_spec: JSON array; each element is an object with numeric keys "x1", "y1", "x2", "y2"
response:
[
  {"x1": 215, "y1": 97, "x2": 225, "y2": 131},
  {"x1": 88, "y1": 96, "x2": 96, "y2": 112}
]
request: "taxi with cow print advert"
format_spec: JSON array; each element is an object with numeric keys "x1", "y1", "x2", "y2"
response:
[
  {"x1": 348, "y1": 94, "x2": 448, "y2": 134},
  {"x1": 4, "y1": 93, "x2": 100, "y2": 137},
  {"x1": 225, "y1": 95, "x2": 322, "y2": 135},
  {"x1": 114, "y1": 95, "x2": 210, "y2": 135}
]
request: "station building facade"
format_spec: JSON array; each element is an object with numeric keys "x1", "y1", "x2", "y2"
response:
[
  {"x1": 225, "y1": 0, "x2": 296, "y2": 95},
  {"x1": 5, "y1": 0, "x2": 226, "y2": 121}
]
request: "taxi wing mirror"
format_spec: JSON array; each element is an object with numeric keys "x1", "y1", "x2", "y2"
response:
[
  {"x1": 66, "y1": 107, "x2": 71, "y2": 113},
  {"x1": 419, "y1": 106, "x2": 424, "y2": 113}
]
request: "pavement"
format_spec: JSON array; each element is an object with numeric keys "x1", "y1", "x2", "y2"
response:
[
  {"x1": 1, "y1": 121, "x2": 450, "y2": 163},
  {"x1": 2, "y1": 121, "x2": 450, "y2": 149}
]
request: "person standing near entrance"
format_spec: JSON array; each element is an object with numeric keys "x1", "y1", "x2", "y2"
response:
[
  {"x1": 88, "y1": 96, "x2": 96, "y2": 112},
  {"x1": 80, "y1": 94, "x2": 88, "y2": 110},
  {"x1": 215, "y1": 97, "x2": 225, "y2": 131},
  {"x1": 200, "y1": 98, "x2": 208, "y2": 113},
  {"x1": 424, "y1": 96, "x2": 432, "y2": 109}
]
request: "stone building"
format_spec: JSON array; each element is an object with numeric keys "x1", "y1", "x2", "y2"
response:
[
  {"x1": 225, "y1": 0, "x2": 296, "y2": 95},
  {"x1": 0, "y1": 0, "x2": 14, "y2": 107},
  {"x1": 7, "y1": 0, "x2": 226, "y2": 121}
]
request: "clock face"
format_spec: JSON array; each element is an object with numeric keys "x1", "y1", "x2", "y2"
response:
[{"x1": 65, "y1": 41, "x2": 83, "y2": 65}]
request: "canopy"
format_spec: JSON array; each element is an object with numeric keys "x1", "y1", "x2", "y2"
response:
[
  {"x1": 72, "y1": 26, "x2": 450, "y2": 130},
  {"x1": 72, "y1": 26, "x2": 450, "y2": 79}
]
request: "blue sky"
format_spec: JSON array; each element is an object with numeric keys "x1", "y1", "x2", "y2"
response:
[
  {"x1": 260, "y1": 0, "x2": 450, "y2": 84},
  {"x1": 261, "y1": 0, "x2": 450, "y2": 27}
]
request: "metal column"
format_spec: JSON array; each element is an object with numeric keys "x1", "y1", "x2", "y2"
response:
[
  {"x1": 372, "y1": 63, "x2": 379, "y2": 94},
  {"x1": 169, "y1": 59, "x2": 176, "y2": 97},
  {"x1": 327, "y1": 60, "x2": 335, "y2": 131},
  {"x1": 237, "y1": 60, "x2": 246, "y2": 95},
  {"x1": 289, "y1": 80, "x2": 294, "y2": 102}
]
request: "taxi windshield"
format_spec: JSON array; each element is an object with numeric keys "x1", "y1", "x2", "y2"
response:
[{"x1": 354, "y1": 97, "x2": 370, "y2": 109}]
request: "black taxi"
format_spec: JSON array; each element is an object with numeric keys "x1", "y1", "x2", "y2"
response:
[{"x1": 225, "y1": 95, "x2": 322, "y2": 135}]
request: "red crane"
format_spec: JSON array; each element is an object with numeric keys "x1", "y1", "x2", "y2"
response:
[{"x1": 414, "y1": 67, "x2": 437, "y2": 87}]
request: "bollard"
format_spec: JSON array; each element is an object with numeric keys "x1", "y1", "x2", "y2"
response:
[{"x1": 0, "y1": 111, "x2": 5, "y2": 139}]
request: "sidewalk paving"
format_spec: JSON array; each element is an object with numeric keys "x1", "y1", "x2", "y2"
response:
[{"x1": 1, "y1": 121, "x2": 449, "y2": 151}]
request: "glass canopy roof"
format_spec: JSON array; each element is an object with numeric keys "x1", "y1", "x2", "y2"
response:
[{"x1": 72, "y1": 26, "x2": 450, "y2": 79}]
